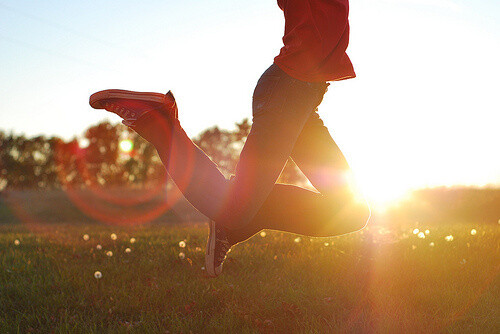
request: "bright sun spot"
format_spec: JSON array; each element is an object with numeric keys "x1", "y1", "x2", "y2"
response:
[
  {"x1": 350, "y1": 166, "x2": 412, "y2": 212},
  {"x1": 119, "y1": 139, "x2": 134, "y2": 153}
]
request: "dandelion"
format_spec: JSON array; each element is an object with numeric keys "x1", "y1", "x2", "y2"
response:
[
  {"x1": 424, "y1": 229, "x2": 430, "y2": 235},
  {"x1": 418, "y1": 232, "x2": 425, "y2": 239},
  {"x1": 125, "y1": 248, "x2": 131, "y2": 253},
  {"x1": 445, "y1": 235, "x2": 454, "y2": 242},
  {"x1": 179, "y1": 252, "x2": 185, "y2": 259},
  {"x1": 470, "y1": 229, "x2": 477, "y2": 236},
  {"x1": 130, "y1": 237, "x2": 136, "y2": 244},
  {"x1": 96, "y1": 244, "x2": 102, "y2": 250},
  {"x1": 110, "y1": 233, "x2": 117, "y2": 240},
  {"x1": 179, "y1": 241, "x2": 186, "y2": 248},
  {"x1": 429, "y1": 242, "x2": 435, "y2": 247},
  {"x1": 201, "y1": 266, "x2": 205, "y2": 271},
  {"x1": 14, "y1": 239, "x2": 20, "y2": 246},
  {"x1": 324, "y1": 242, "x2": 329, "y2": 246},
  {"x1": 94, "y1": 271, "x2": 102, "y2": 279},
  {"x1": 260, "y1": 231, "x2": 267, "y2": 237},
  {"x1": 106, "y1": 251, "x2": 113, "y2": 257},
  {"x1": 294, "y1": 237, "x2": 301, "y2": 243},
  {"x1": 83, "y1": 234, "x2": 90, "y2": 241},
  {"x1": 412, "y1": 228, "x2": 419, "y2": 235}
]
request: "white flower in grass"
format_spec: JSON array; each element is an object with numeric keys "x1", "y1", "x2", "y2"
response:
[
  {"x1": 83, "y1": 234, "x2": 90, "y2": 241},
  {"x1": 429, "y1": 242, "x2": 435, "y2": 247},
  {"x1": 178, "y1": 252, "x2": 185, "y2": 259},
  {"x1": 412, "y1": 228, "x2": 419, "y2": 235},
  {"x1": 424, "y1": 229, "x2": 430, "y2": 235},
  {"x1": 470, "y1": 229, "x2": 477, "y2": 236},
  {"x1": 96, "y1": 244, "x2": 102, "y2": 250},
  {"x1": 14, "y1": 239, "x2": 20, "y2": 246},
  {"x1": 260, "y1": 231, "x2": 267, "y2": 237},
  {"x1": 125, "y1": 248, "x2": 131, "y2": 253},
  {"x1": 445, "y1": 235, "x2": 454, "y2": 242},
  {"x1": 294, "y1": 237, "x2": 301, "y2": 243},
  {"x1": 178, "y1": 241, "x2": 186, "y2": 248},
  {"x1": 324, "y1": 242, "x2": 329, "y2": 246},
  {"x1": 418, "y1": 232, "x2": 425, "y2": 239},
  {"x1": 106, "y1": 251, "x2": 113, "y2": 257},
  {"x1": 110, "y1": 233, "x2": 117, "y2": 240},
  {"x1": 130, "y1": 237, "x2": 136, "y2": 244},
  {"x1": 94, "y1": 271, "x2": 102, "y2": 279}
]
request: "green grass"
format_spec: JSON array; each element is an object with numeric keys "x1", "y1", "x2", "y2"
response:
[{"x1": 0, "y1": 222, "x2": 498, "y2": 333}]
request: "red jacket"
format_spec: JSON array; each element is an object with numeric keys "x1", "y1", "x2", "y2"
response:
[{"x1": 274, "y1": 0, "x2": 356, "y2": 82}]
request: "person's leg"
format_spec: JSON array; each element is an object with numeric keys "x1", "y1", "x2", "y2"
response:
[
  {"x1": 226, "y1": 109, "x2": 370, "y2": 244},
  {"x1": 134, "y1": 64, "x2": 323, "y2": 231}
]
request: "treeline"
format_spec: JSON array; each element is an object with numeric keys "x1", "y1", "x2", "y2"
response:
[
  {"x1": 387, "y1": 187, "x2": 500, "y2": 225},
  {"x1": 0, "y1": 119, "x2": 304, "y2": 191}
]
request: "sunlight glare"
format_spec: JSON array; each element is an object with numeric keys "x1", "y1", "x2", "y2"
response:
[{"x1": 351, "y1": 167, "x2": 412, "y2": 211}]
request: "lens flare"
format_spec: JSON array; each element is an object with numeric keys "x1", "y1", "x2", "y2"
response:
[{"x1": 119, "y1": 139, "x2": 134, "y2": 153}]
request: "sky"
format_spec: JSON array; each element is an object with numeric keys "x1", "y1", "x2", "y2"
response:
[{"x1": 1, "y1": 0, "x2": 499, "y2": 201}]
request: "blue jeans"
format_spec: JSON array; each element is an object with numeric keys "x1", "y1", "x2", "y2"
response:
[{"x1": 135, "y1": 64, "x2": 370, "y2": 244}]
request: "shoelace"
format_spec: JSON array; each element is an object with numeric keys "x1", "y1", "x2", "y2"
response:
[
  {"x1": 215, "y1": 238, "x2": 231, "y2": 264},
  {"x1": 104, "y1": 102, "x2": 137, "y2": 120}
]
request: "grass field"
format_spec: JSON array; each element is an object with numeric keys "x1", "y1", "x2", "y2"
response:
[{"x1": 0, "y1": 221, "x2": 499, "y2": 333}]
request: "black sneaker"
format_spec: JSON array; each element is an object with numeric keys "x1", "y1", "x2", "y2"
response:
[
  {"x1": 205, "y1": 220, "x2": 232, "y2": 277},
  {"x1": 89, "y1": 89, "x2": 178, "y2": 127}
]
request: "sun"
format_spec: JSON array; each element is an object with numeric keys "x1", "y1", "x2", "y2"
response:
[
  {"x1": 119, "y1": 139, "x2": 134, "y2": 153},
  {"x1": 360, "y1": 180, "x2": 410, "y2": 211},
  {"x1": 349, "y1": 168, "x2": 412, "y2": 212}
]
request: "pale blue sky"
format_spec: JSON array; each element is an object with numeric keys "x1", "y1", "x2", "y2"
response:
[{"x1": 1, "y1": 0, "x2": 499, "y2": 201}]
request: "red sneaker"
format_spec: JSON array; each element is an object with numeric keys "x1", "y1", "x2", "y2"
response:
[{"x1": 89, "y1": 89, "x2": 178, "y2": 127}]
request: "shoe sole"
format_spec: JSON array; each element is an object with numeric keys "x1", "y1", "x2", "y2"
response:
[
  {"x1": 205, "y1": 220, "x2": 221, "y2": 277},
  {"x1": 89, "y1": 89, "x2": 166, "y2": 109}
]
